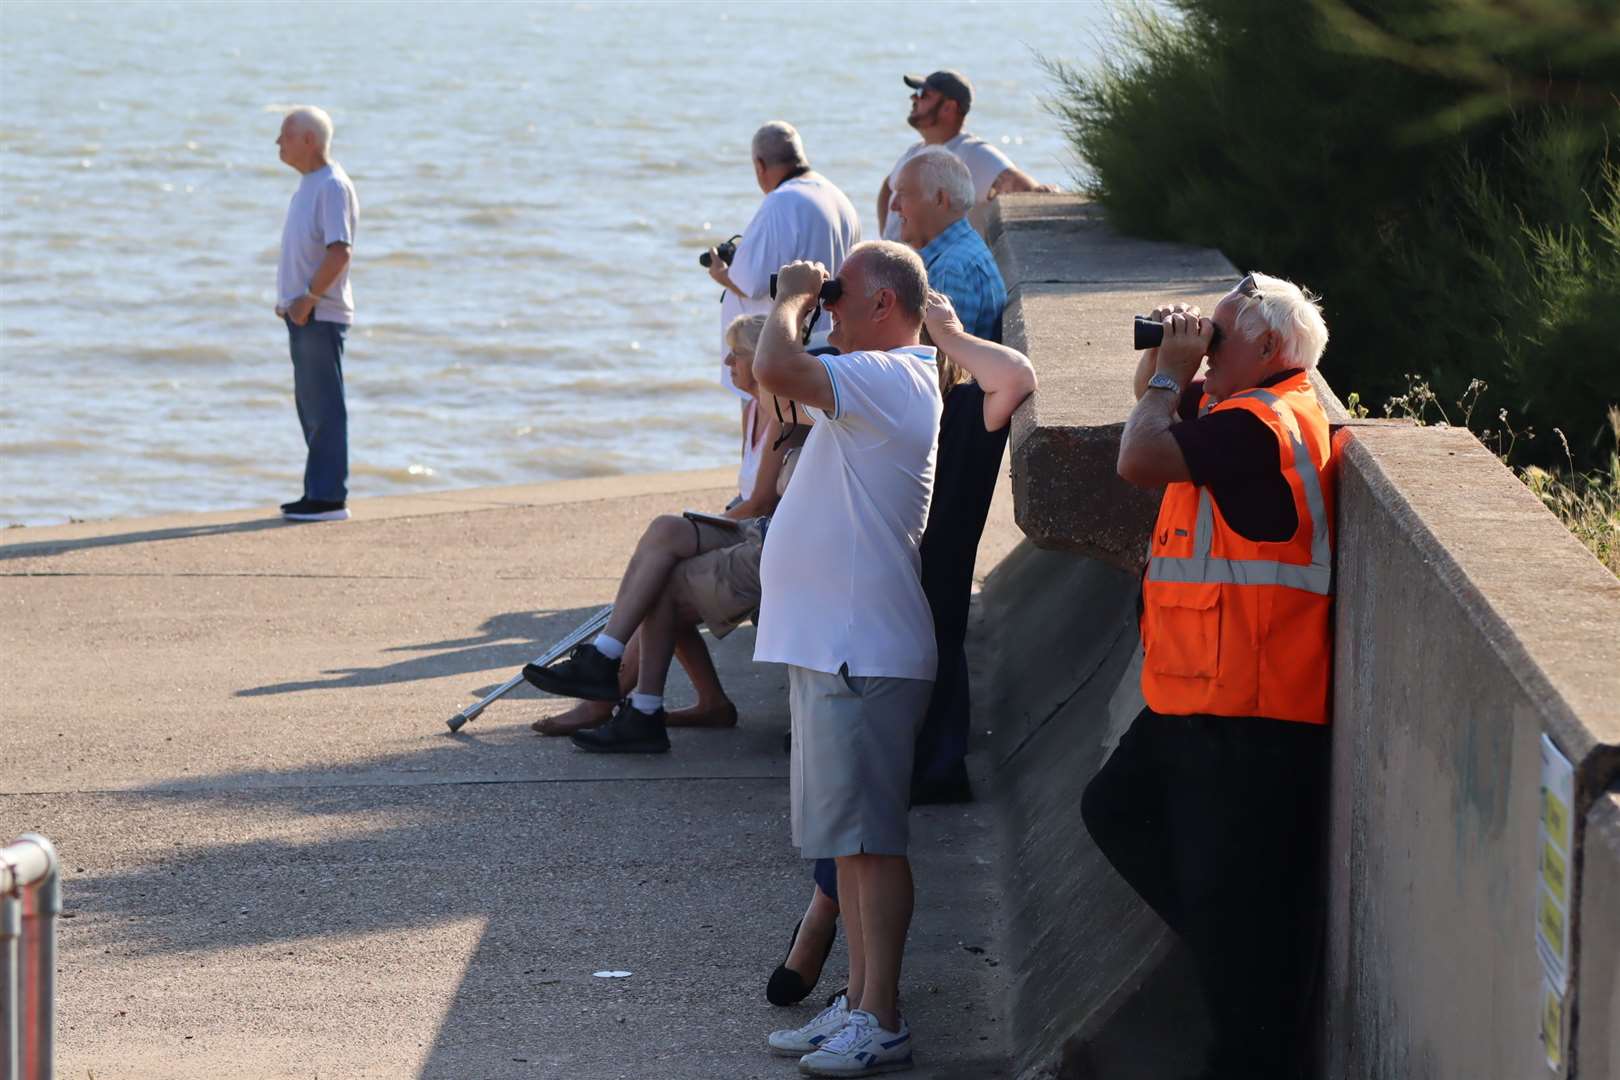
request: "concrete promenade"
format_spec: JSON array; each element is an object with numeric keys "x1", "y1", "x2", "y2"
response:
[{"x1": 0, "y1": 468, "x2": 1023, "y2": 1079}]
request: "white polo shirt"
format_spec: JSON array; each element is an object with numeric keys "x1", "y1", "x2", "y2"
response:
[
  {"x1": 880, "y1": 133, "x2": 1015, "y2": 242},
  {"x1": 719, "y1": 173, "x2": 860, "y2": 394},
  {"x1": 754, "y1": 345, "x2": 942, "y2": 681}
]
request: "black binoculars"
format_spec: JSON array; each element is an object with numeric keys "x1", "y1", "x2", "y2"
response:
[
  {"x1": 1134, "y1": 315, "x2": 1223, "y2": 351},
  {"x1": 699, "y1": 235, "x2": 741, "y2": 268},
  {"x1": 769, "y1": 273, "x2": 842, "y2": 305}
]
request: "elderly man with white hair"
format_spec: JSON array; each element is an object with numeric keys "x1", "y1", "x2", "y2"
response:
[
  {"x1": 887, "y1": 147, "x2": 1006, "y2": 340},
  {"x1": 1086, "y1": 273, "x2": 1335, "y2": 1080},
  {"x1": 704, "y1": 121, "x2": 860, "y2": 395},
  {"x1": 273, "y1": 105, "x2": 358, "y2": 522}
]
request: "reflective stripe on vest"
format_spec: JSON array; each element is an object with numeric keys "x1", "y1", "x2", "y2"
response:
[{"x1": 1146, "y1": 387, "x2": 1331, "y2": 595}]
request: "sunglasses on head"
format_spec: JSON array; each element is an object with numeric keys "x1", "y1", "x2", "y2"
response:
[{"x1": 1236, "y1": 273, "x2": 1262, "y2": 299}]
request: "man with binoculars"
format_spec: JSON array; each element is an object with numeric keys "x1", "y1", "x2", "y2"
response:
[
  {"x1": 752, "y1": 243, "x2": 942, "y2": 1076},
  {"x1": 1084, "y1": 272, "x2": 1336, "y2": 1080}
]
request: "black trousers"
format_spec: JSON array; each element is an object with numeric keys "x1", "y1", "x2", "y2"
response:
[{"x1": 1080, "y1": 707, "x2": 1330, "y2": 1080}]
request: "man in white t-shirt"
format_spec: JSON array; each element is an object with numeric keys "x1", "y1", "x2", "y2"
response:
[
  {"x1": 273, "y1": 105, "x2": 359, "y2": 522},
  {"x1": 876, "y1": 70, "x2": 1057, "y2": 243},
  {"x1": 752, "y1": 242, "x2": 942, "y2": 1076},
  {"x1": 705, "y1": 121, "x2": 861, "y2": 396}
]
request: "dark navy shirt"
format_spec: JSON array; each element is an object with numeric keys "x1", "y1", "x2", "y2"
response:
[{"x1": 1166, "y1": 369, "x2": 1304, "y2": 543}]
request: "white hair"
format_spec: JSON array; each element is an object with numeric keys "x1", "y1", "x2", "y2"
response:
[
  {"x1": 724, "y1": 313, "x2": 767, "y2": 354},
  {"x1": 849, "y1": 240, "x2": 928, "y2": 322},
  {"x1": 284, "y1": 105, "x2": 334, "y2": 153},
  {"x1": 905, "y1": 147, "x2": 974, "y2": 213},
  {"x1": 751, "y1": 121, "x2": 808, "y2": 169},
  {"x1": 1232, "y1": 272, "x2": 1330, "y2": 371}
]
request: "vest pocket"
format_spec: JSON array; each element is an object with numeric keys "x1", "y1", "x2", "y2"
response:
[{"x1": 1146, "y1": 584, "x2": 1221, "y2": 679}]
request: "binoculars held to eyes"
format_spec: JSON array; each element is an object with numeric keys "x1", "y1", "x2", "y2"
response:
[
  {"x1": 699, "y1": 235, "x2": 741, "y2": 268},
  {"x1": 769, "y1": 273, "x2": 843, "y2": 305},
  {"x1": 1134, "y1": 315, "x2": 1223, "y2": 352}
]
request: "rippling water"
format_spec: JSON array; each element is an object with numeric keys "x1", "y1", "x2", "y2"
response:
[{"x1": 0, "y1": 0, "x2": 1115, "y2": 526}]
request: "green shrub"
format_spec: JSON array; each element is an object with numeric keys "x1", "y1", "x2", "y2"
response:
[{"x1": 1045, "y1": 0, "x2": 1620, "y2": 470}]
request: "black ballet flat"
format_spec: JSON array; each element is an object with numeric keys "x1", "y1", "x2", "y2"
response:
[{"x1": 766, "y1": 918, "x2": 836, "y2": 1006}]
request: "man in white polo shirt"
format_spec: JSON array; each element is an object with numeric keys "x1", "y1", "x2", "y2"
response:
[
  {"x1": 705, "y1": 121, "x2": 861, "y2": 396},
  {"x1": 273, "y1": 104, "x2": 358, "y2": 522},
  {"x1": 876, "y1": 70, "x2": 1056, "y2": 242},
  {"x1": 752, "y1": 241, "x2": 941, "y2": 1077}
]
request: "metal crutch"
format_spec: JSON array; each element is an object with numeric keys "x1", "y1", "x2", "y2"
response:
[{"x1": 445, "y1": 605, "x2": 613, "y2": 732}]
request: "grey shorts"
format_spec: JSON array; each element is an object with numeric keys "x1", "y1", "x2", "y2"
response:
[
  {"x1": 670, "y1": 517, "x2": 764, "y2": 640},
  {"x1": 787, "y1": 664, "x2": 934, "y2": 859}
]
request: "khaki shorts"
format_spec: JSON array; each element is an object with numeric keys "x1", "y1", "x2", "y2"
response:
[
  {"x1": 788, "y1": 663, "x2": 934, "y2": 858},
  {"x1": 670, "y1": 517, "x2": 765, "y2": 640}
]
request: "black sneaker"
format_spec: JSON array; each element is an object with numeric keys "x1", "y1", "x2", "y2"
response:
[
  {"x1": 571, "y1": 700, "x2": 670, "y2": 754},
  {"x1": 523, "y1": 643, "x2": 621, "y2": 702},
  {"x1": 279, "y1": 497, "x2": 305, "y2": 513},
  {"x1": 281, "y1": 498, "x2": 350, "y2": 522}
]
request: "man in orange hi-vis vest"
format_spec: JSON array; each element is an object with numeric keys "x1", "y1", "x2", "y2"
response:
[{"x1": 1082, "y1": 272, "x2": 1334, "y2": 1080}]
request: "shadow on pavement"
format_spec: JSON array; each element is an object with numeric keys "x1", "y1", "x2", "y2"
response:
[
  {"x1": 0, "y1": 515, "x2": 297, "y2": 560},
  {"x1": 52, "y1": 693, "x2": 806, "y2": 1078},
  {"x1": 235, "y1": 607, "x2": 580, "y2": 698}
]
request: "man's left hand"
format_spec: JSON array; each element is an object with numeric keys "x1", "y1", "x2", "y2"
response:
[
  {"x1": 1156, "y1": 311, "x2": 1211, "y2": 387},
  {"x1": 774, "y1": 260, "x2": 827, "y2": 305},
  {"x1": 287, "y1": 295, "x2": 316, "y2": 327},
  {"x1": 923, "y1": 289, "x2": 965, "y2": 341}
]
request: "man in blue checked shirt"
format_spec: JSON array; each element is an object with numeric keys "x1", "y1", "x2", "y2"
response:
[{"x1": 887, "y1": 147, "x2": 1007, "y2": 341}]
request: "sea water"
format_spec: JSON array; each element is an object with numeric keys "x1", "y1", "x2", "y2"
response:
[{"x1": 0, "y1": 0, "x2": 1118, "y2": 525}]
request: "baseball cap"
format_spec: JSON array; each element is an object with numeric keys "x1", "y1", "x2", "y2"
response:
[{"x1": 902, "y1": 70, "x2": 973, "y2": 114}]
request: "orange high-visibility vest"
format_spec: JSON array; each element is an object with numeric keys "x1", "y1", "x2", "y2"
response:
[{"x1": 1140, "y1": 370, "x2": 1336, "y2": 725}]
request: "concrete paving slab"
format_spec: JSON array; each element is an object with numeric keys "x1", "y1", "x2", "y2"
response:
[{"x1": 0, "y1": 468, "x2": 1024, "y2": 1079}]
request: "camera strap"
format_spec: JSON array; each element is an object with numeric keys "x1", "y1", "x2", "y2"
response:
[
  {"x1": 770, "y1": 298, "x2": 828, "y2": 450},
  {"x1": 772, "y1": 395, "x2": 800, "y2": 452}
]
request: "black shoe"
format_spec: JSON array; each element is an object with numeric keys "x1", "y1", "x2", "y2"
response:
[
  {"x1": 910, "y1": 762, "x2": 975, "y2": 806},
  {"x1": 523, "y1": 643, "x2": 621, "y2": 702},
  {"x1": 570, "y1": 700, "x2": 670, "y2": 754},
  {"x1": 766, "y1": 917, "x2": 837, "y2": 1006},
  {"x1": 279, "y1": 497, "x2": 304, "y2": 513},
  {"x1": 281, "y1": 498, "x2": 349, "y2": 522}
]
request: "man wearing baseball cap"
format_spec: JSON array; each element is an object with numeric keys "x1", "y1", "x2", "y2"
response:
[{"x1": 877, "y1": 70, "x2": 1055, "y2": 243}]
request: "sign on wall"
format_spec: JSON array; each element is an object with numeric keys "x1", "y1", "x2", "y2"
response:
[{"x1": 1537, "y1": 733, "x2": 1575, "y2": 1072}]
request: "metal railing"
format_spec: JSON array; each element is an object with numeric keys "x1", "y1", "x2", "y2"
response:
[{"x1": 1, "y1": 835, "x2": 58, "y2": 1080}]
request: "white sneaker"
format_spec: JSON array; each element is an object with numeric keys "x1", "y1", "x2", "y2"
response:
[
  {"x1": 797, "y1": 1009, "x2": 913, "y2": 1076},
  {"x1": 767, "y1": 994, "x2": 850, "y2": 1057}
]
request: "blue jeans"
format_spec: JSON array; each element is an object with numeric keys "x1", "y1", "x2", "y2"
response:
[{"x1": 286, "y1": 318, "x2": 349, "y2": 503}]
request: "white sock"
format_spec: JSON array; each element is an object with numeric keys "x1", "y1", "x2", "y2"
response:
[
  {"x1": 592, "y1": 633, "x2": 625, "y2": 660},
  {"x1": 629, "y1": 692, "x2": 663, "y2": 713}
]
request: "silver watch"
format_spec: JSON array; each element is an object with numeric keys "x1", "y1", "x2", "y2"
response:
[{"x1": 1146, "y1": 372, "x2": 1182, "y2": 396}]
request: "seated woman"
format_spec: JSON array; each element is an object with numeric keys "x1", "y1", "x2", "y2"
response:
[
  {"x1": 765, "y1": 290, "x2": 1036, "y2": 1006},
  {"x1": 528, "y1": 313, "x2": 803, "y2": 740}
]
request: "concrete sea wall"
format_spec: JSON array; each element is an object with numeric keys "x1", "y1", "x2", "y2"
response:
[{"x1": 979, "y1": 195, "x2": 1620, "y2": 1079}]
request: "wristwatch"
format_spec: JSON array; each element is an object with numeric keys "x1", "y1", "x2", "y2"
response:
[{"x1": 1146, "y1": 372, "x2": 1182, "y2": 396}]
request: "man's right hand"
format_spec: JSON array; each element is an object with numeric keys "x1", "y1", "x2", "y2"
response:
[
  {"x1": 1157, "y1": 311, "x2": 1213, "y2": 387},
  {"x1": 774, "y1": 260, "x2": 827, "y2": 305}
]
